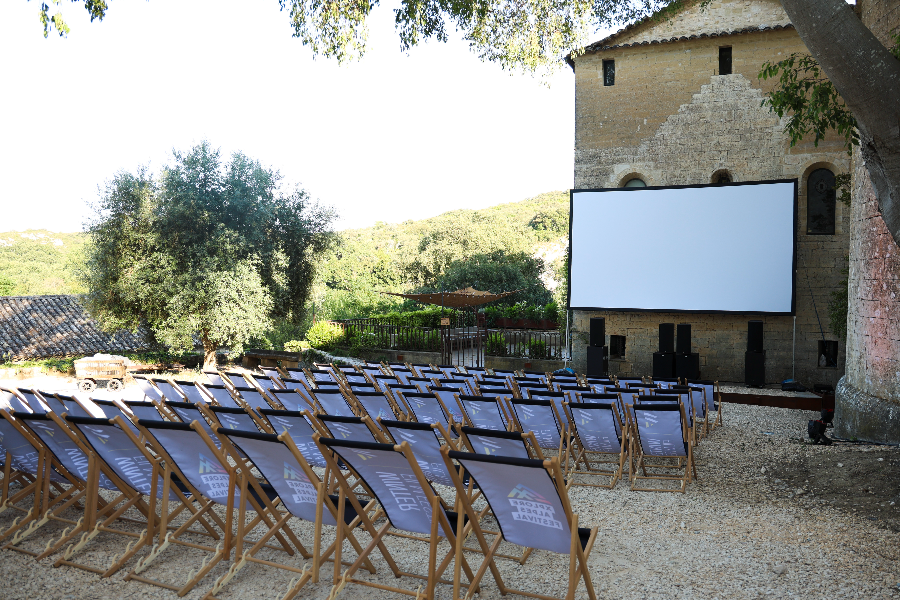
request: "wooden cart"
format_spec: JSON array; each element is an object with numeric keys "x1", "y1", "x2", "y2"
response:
[{"x1": 74, "y1": 357, "x2": 127, "y2": 393}]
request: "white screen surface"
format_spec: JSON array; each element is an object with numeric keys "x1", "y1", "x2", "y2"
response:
[{"x1": 569, "y1": 181, "x2": 796, "y2": 313}]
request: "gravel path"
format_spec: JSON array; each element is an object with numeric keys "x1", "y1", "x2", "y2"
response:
[{"x1": 0, "y1": 400, "x2": 897, "y2": 600}]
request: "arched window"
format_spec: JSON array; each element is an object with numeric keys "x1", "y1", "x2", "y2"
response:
[
  {"x1": 712, "y1": 169, "x2": 732, "y2": 184},
  {"x1": 807, "y1": 168, "x2": 836, "y2": 235},
  {"x1": 623, "y1": 178, "x2": 646, "y2": 188}
]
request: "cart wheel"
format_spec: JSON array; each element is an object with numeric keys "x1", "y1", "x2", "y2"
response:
[
  {"x1": 107, "y1": 379, "x2": 123, "y2": 392},
  {"x1": 78, "y1": 379, "x2": 97, "y2": 393}
]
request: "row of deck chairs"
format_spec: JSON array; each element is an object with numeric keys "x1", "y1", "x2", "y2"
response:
[{"x1": 0, "y1": 383, "x2": 600, "y2": 600}]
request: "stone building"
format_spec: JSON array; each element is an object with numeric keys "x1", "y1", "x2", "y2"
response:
[{"x1": 568, "y1": 0, "x2": 850, "y2": 386}]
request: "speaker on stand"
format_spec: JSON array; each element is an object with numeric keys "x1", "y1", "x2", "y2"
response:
[
  {"x1": 675, "y1": 323, "x2": 700, "y2": 380},
  {"x1": 586, "y1": 317, "x2": 609, "y2": 377},
  {"x1": 653, "y1": 323, "x2": 675, "y2": 379},
  {"x1": 745, "y1": 320, "x2": 765, "y2": 387}
]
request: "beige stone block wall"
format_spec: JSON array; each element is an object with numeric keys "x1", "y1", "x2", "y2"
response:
[{"x1": 570, "y1": 20, "x2": 851, "y2": 385}]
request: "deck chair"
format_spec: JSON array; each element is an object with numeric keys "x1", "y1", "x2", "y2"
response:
[
  {"x1": 479, "y1": 376, "x2": 509, "y2": 389},
  {"x1": 372, "y1": 374, "x2": 401, "y2": 392},
  {"x1": 583, "y1": 378, "x2": 613, "y2": 394},
  {"x1": 418, "y1": 369, "x2": 445, "y2": 381},
  {"x1": 652, "y1": 377, "x2": 680, "y2": 390},
  {"x1": 478, "y1": 386, "x2": 515, "y2": 401},
  {"x1": 428, "y1": 386, "x2": 466, "y2": 426},
  {"x1": 352, "y1": 391, "x2": 400, "y2": 423},
  {"x1": 125, "y1": 419, "x2": 299, "y2": 595},
  {"x1": 564, "y1": 402, "x2": 626, "y2": 488},
  {"x1": 163, "y1": 401, "x2": 222, "y2": 449},
  {"x1": 407, "y1": 377, "x2": 433, "y2": 393},
  {"x1": 208, "y1": 429, "x2": 377, "y2": 598},
  {"x1": 315, "y1": 437, "x2": 478, "y2": 600},
  {"x1": 34, "y1": 390, "x2": 68, "y2": 414},
  {"x1": 154, "y1": 380, "x2": 186, "y2": 403},
  {"x1": 281, "y1": 376, "x2": 313, "y2": 393},
  {"x1": 519, "y1": 371, "x2": 549, "y2": 384},
  {"x1": 202, "y1": 383, "x2": 241, "y2": 408},
  {"x1": 675, "y1": 385, "x2": 708, "y2": 438},
  {"x1": 626, "y1": 382, "x2": 658, "y2": 392},
  {"x1": 456, "y1": 395, "x2": 509, "y2": 431},
  {"x1": 176, "y1": 381, "x2": 211, "y2": 405},
  {"x1": 514, "y1": 380, "x2": 549, "y2": 399},
  {"x1": 2, "y1": 412, "x2": 119, "y2": 551},
  {"x1": 617, "y1": 376, "x2": 644, "y2": 387},
  {"x1": 523, "y1": 390, "x2": 567, "y2": 428},
  {"x1": 343, "y1": 372, "x2": 370, "y2": 386},
  {"x1": 203, "y1": 370, "x2": 231, "y2": 389},
  {"x1": 269, "y1": 387, "x2": 313, "y2": 412},
  {"x1": 316, "y1": 414, "x2": 381, "y2": 443},
  {"x1": 310, "y1": 390, "x2": 355, "y2": 416},
  {"x1": 629, "y1": 403, "x2": 696, "y2": 492},
  {"x1": 490, "y1": 369, "x2": 516, "y2": 379},
  {"x1": 434, "y1": 377, "x2": 473, "y2": 397},
  {"x1": 651, "y1": 389, "x2": 695, "y2": 444},
  {"x1": 133, "y1": 377, "x2": 164, "y2": 402},
  {"x1": 260, "y1": 367, "x2": 286, "y2": 389},
  {"x1": 377, "y1": 420, "x2": 460, "y2": 487},
  {"x1": 222, "y1": 372, "x2": 251, "y2": 390},
  {"x1": 0, "y1": 410, "x2": 77, "y2": 546},
  {"x1": 686, "y1": 379, "x2": 722, "y2": 431},
  {"x1": 258, "y1": 410, "x2": 330, "y2": 470},
  {"x1": 442, "y1": 447, "x2": 599, "y2": 600},
  {"x1": 56, "y1": 394, "x2": 93, "y2": 418},
  {"x1": 306, "y1": 368, "x2": 338, "y2": 384},
  {"x1": 284, "y1": 368, "x2": 315, "y2": 389},
  {"x1": 507, "y1": 399, "x2": 567, "y2": 458},
  {"x1": 202, "y1": 405, "x2": 262, "y2": 433},
  {"x1": 117, "y1": 399, "x2": 167, "y2": 423},
  {"x1": 391, "y1": 368, "x2": 415, "y2": 386},
  {"x1": 458, "y1": 426, "x2": 538, "y2": 460},
  {"x1": 15, "y1": 388, "x2": 51, "y2": 413},
  {"x1": 86, "y1": 399, "x2": 142, "y2": 434},
  {"x1": 397, "y1": 392, "x2": 458, "y2": 437},
  {"x1": 0, "y1": 388, "x2": 32, "y2": 413},
  {"x1": 45, "y1": 415, "x2": 204, "y2": 575},
  {"x1": 233, "y1": 386, "x2": 276, "y2": 411}
]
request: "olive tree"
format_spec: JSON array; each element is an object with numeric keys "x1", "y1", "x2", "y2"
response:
[{"x1": 82, "y1": 141, "x2": 334, "y2": 367}]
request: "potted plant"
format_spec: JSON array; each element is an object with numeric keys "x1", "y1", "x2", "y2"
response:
[
  {"x1": 523, "y1": 304, "x2": 541, "y2": 329},
  {"x1": 539, "y1": 301, "x2": 559, "y2": 329}
]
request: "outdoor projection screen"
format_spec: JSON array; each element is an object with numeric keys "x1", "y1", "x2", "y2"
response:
[{"x1": 569, "y1": 180, "x2": 797, "y2": 314}]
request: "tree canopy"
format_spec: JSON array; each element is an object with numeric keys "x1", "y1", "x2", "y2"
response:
[{"x1": 82, "y1": 141, "x2": 334, "y2": 366}]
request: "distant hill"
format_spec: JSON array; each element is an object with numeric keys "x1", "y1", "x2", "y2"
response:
[
  {"x1": 314, "y1": 191, "x2": 570, "y2": 318},
  {"x1": 0, "y1": 230, "x2": 87, "y2": 296},
  {"x1": 0, "y1": 192, "x2": 571, "y2": 319}
]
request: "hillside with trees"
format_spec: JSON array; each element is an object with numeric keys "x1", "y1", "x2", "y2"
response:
[{"x1": 0, "y1": 231, "x2": 86, "y2": 296}]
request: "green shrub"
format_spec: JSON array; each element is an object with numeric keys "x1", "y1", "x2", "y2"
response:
[
  {"x1": 543, "y1": 301, "x2": 558, "y2": 321},
  {"x1": 305, "y1": 321, "x2": 346, "y2": 350},
  {"x1": 524, "y1": 304, "x2": 541, "y2": 320},
  {"x1": 395, "y1": 330, "x2": 441, "y2": 351},
  {"x1": 485, "y1": 333, "x2": 508, "y2": 356},
  {"x1": 283, "y1": 339, "x2": 311, "y2": 353},
  {"x1": 528, "y1": 339, "x2": 548, "y2": 360}
]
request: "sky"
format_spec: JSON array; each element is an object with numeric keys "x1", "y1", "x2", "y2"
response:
[{"x1": 0, "y1": 1, "x2": 583, "y2": 233}]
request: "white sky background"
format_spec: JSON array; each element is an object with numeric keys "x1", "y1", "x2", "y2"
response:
[{"x1": 0, "y1": 1, "x2": 581, "y2": 233}]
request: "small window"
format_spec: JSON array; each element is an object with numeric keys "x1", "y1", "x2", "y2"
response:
[
  {"x1": 817, "y1": 340, "x2": 838, "y2": 368},
  {"x1": 807, "y1": 168, "x2": 836, "y2": 234},
  {"x1": 623, "y1": 178, "x2": 646, "y2": 188},
  {"x1": 719, "y1": 46, "x2": 732, "y2": 75},
  {"x1": 610, "y1": 335, "x2": 626, "y2": 359},
  {"x1": 603, "y1": 60, "x2": 615, "y2": 86}
]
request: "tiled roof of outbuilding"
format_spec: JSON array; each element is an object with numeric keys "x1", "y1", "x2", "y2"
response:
[
  {"x1": 0, "y1": 295, "x2": 148, "y2": 360},
  {"x1": 566, "y1": 23, "x2": 795, "y2": 68}
]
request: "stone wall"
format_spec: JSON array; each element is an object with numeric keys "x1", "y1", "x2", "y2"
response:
[
  {"x1": 835, "y1": 0, "x2": 900, "y2": 443},
  {"x1": 571, "y1": 1, "x2": 850, "y2": 385}
]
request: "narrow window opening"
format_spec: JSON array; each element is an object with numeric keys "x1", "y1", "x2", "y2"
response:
[
  {"x1": 807, "y1": 168, "x2": 836, "y2": 234},
  {"x1": 817, "y1": 340, "x2": 838, "y2": 368},
  {"x1": 718, "y1": 46, "x2": 732, "y2": 75},
  {"x1": 603, "y1": 60, "x2": 615, "y2": 86},
  {"x1": 610, "y1": 335, "x2": 626, "y2": 359},
  {"x1": 712, "y1": 170, "x2": 732, "y2": 184}
]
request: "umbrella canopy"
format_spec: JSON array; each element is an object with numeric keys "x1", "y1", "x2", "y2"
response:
[{"x1": 379, "y1": 287, "x2": 520, "y2": 308}]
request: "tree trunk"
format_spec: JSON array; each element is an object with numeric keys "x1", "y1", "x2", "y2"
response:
[
  {"x1": 779, "y1": 0, "x2": 900, "y2": 246},
  {"x1": 202, "y1": 334, "x2": 218, "y2": 369}
]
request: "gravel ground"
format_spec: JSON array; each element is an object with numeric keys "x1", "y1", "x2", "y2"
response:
[{"x1": 0, "y1": 392, "x2": 898, "y2": 600}]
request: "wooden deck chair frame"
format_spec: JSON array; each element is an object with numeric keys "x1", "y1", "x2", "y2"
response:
[
  {"x1": 440, "y1": 447, "x2": 599, "y2": 600},
  {"x1": 628, "y1": 403, "x2": 697, "y2": 493},
  {"x1": 41, "y1": 414, "x2": 197, "y2": 576},
  {"x1": 204, "y1": 428, "x2": 379, "y2": 600},
  {"x1": 125, "y1": 419, "x2": 301, "y2": 596},
  {"x1": 505, "y1": 398, "x2": 569, "y2": 460},
  {"x1": 0, "y1": 410, "x2": 83, "y2": 551},
  {"x1": 314, "y1": 436, "x2": 480, "y2": 600},
  {"x1": 455, "y1": 394, "x2": 513, "y2": 431},
  {"x1": 686, "y1": 379, "x2": 722, "y2": 432},
  {"x1": 563, "y1": 402, "x2": 626, "y2": 489}
]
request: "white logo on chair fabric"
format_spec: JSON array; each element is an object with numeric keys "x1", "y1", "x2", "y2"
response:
[
  {"x1": 283, "y1": 461, "x2": 317, "y2": 504},
  {"x1": 198, "y1": 453, "x2": 230, "y2": 498},
  {"x1": 507, "y1": 484, "x2": 562, "y2": 530}
]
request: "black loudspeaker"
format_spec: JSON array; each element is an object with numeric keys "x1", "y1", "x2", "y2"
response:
[
  {"x1": 652, "y1": 352, "x2": 675, "y2": 379},
  {"x1": 590, "y1": 318, "x2": 606, "y2": 348},
  {"x1": 676, "y1": 323, "x2": 691, "y2": 354},
  {"x1": 586, "y1": 346, "x2": 609, "y2": 377},
  {"x1": 659, "y1": 323, "x2": 675, "y2": 354},
  {"x1": 745, "y1": 350, "x2": 766, "y2": 387},
  {"x1": 748, "y1": 320, "x2": 764, "y2": 353},
  {"x1": 675, "y1": 353, "x2": 700, "y2": 380}
]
